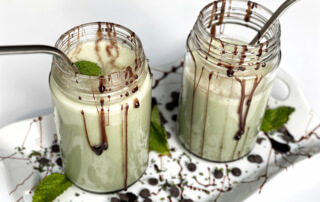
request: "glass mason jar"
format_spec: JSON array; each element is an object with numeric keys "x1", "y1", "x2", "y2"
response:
[
  {"x1": 178, "y1": 0, "x2": 281, "y2": 162},
  {"x1": 49, "y1": 22, "x2": 152, "y2": 192}
]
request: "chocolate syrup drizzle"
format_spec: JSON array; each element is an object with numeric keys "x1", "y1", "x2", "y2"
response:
[
  {"x1": 244, "y1": 1, "x2": 258, "y2": 22},
  {"x1": 234, "y1": 76, "x2": 263, "y2": 140},
  {"x1": 200, "y1": 72, "x2": 214, "y2": 157}
]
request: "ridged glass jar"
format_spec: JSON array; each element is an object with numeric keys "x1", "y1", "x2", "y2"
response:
[
  {"x1": 49, "y1": 22, "x2": 152, "y2": 192},
  {"x1": 178, "y1": 0, "x2": 281, "y2": 162}
]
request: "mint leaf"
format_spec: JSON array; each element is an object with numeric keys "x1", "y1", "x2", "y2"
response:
[
  {"x1": 33, "y1": 173, "x2": 72, "y2": 202},
  {"x1": 149, "y1": 103, "x2": 171, "y2": 156},
  {"x1": 261, "y1": 106, "x2": 295, "y2": 133},
  {"x1": 74, "y1": 61, "x2": 103, "y2": 76}
]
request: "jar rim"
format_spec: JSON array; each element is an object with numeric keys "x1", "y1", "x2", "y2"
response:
[
  {"x1": 191, "y1": 0, "x2": 281, "y2": 75},
  {"x1": 51, "y1": 22, "x2": 148, "y2": 104}
]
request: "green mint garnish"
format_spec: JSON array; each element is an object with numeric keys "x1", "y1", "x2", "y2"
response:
[
  {"x1": 149, "y1": 103, "x2": 171, "y2": 156},
  {"x1": 261, "y1": 106, "x2": 295, "y2": 133},
  {"x1": 33, "y1": 173, "x2": 72, "y2": 202},
  {"x1": 74, "y1": 61, "x2": 103, "y2": 76}
]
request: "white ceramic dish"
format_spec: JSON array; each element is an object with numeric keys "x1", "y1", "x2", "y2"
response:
[{"x1": 0, "y1": 61, "x2": 319, "y2": 202}]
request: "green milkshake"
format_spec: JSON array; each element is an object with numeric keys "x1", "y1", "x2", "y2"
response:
[
  {"x1": 178, "y1": 0, "x2": 281, "y2": 162},
  {"x1": 49, "y1": 22, "x2": 151, "y2": 192}
]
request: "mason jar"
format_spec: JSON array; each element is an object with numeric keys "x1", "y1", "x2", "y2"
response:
[
  {"x1": 178, "y1": 0, "x2": 281, "y2": 162},
  {"x1": 49, "y1": 22, "x2": 152, "y2": 192}
]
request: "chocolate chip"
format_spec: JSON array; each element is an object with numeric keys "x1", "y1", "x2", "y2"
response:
[
  {"x1": 169, "y1": 187, "x2": 180, "y2": 197},
  {"x1": 181, "y1": 199, "x2": 194, "y2": 202},
  {"x1": 256, "y1": 137, "x2": 265, "y2": 144},
  {"x1": 143, "y1": 199, "x2": 152, "y2": 202},
  {"x1": 171, "y1": 114, "x2": 177, "y2": 122},
  {"x1": 51, "y1": 144, "x2": 60, "y2": 153},
  {"x1": 247, "y1": 154, "x2": 263, "y2": 164},
  {"x1": 119, "y1": 193, "x2": 129, "y2": 202},
  {"x1": 187, "y1": 163, "x2": 197, "y2": 172},
  {"x1": 126, "y1": 192, "x2": 138, "y2": 202},
  {"x1": 37, "y1": 158, "x2": 50, "y2": 166},
  {"x1": 55, "y1": 157, "x2": 62, "y2": 167},
  {"x1": 166, "y1": 131, "x2": 171, "y2": 139},
  {"x1": 213, "y1": 169, "x2": 223, "y2": 179},
  {"x1": 231, "y1": 167, "x2": 241, "y2": 177},
  {"x1": 139, "y1": 189, "x2": 151, "y2": 199},
  {"x1": 111, "y1": 197, "x2": 120, "y2": 202},
  {"x1": 148, "y1": 178, "x2": 158, "y2": 186}
]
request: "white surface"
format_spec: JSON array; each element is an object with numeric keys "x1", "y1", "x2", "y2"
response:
[{"x1": 0, "y1": 0, "x2": 319, "y2": 201}]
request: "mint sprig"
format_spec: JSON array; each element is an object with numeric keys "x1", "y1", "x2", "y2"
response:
[
  {"x1": 74, "y1": 61, "x2": 103, "y2": 76},
  {"x1": 33, "y1": 173, "x2": 72, "y2": 202},
  {"x1": 149, "y1": 102, "x2": 171, "y2": 156},
  {"x1": 261, "y1": 106, "x2": 295, "y2": 133}
]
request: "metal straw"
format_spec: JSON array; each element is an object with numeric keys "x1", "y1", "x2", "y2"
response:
[
  {"x1": 0, "y1": 45, "x2": 78, "y2": 72},
  {"x1": 249, "y1": 0, "x2": 300, "y2": 45}
]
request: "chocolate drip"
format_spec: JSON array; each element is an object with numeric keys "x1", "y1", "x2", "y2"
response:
[
  {"x1": 206, "y1": 25, "x2": 216, "y2": 60},
  {"x1": 134, "y1": 98, "x2": 140, "y2": 108},
  {"x1": 81, "y1": 109, "x2": 108, "y2": 156},
  {"x1": 218, "y1": 0, "x2": 226, "y2": 25},
  {"x1": 244, "y1": 1, "x2": 258, "y2": 22},
  {"x1": 219, "y1": 39, "x2": 225, "y2": 54},
  {"x1": 105, "y1": 23, "x2": 119, "y2": 62},
  {"x1": 187, "y1": 34, "x2": 198, "y2": 150},
  {"x1": 152, "y1": 61, "x2": 184, "y2": 89},
  {"x1": 132, "y1": 86, "x2": 138, "y2": 93},
  {"x1": 234, "y1": 76, "x2": 263, "y2": 140},
  {"x1": 130, "y1": 32, "x2": 139, "y2": 71},
  {"x1": 124, "y1": 103, "x2": 129, "y2": 190},
  {"x1": 200, "y1": 72, "x2": 213, "y2": 157},
  {"x1": 95, "y1": 22, "x2": 103, "y2": 66},
  {"x1": 239, "y1": 45, "x2": 248, "y2": 65},
  {"x1": 99, "y1": 76, "x2": 106, "y2": 93},
  {"x1": 208, "y1": 1, "x2": 218, "y2": 28},
  {"x1": 217, "y1": 62, "x2": 234, "y2": 77},
  {"x1": 257, "y1": 43, "x2": 264, "y2": 57}
]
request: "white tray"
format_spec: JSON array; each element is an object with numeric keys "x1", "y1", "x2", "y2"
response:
[{"x1": 1, "y1": 61, "x2": 319, "y2": 202}]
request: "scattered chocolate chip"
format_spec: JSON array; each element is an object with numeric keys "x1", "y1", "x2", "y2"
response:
[
  {"x1": 166, "y1": 131, "x2": 171, "y2": 139},
  {"x1": 126, "y1": 192, "x2": 138, "y2": 202},
  {"x1": 213, "y1": 169, "x2": 223, "y2": 179},
  {"x1": 279, "y1": 126, "x2": 295, "y2": 143},
  {"x1": 171, "y1": 114, "x2": 177, "y2": 122},
  {"x1": 119, "y1": 193, "x2": 129, "y2": 202},
  {"x1": 37, "y1": 158, "x2": 50, "y2": 166},
  {"x1": 111, "y1": 197, "x2": 120, "y2": 202},
  {"x1": 165, "y1": 91, "x2": 180, "y2": 111},
  {"x1": 55, "y1": 157, "x2": 62, "y2": 167},
  {"x1": 143, "y1": 199, "x2": 152, "y2": 202},
  {"x1": 256, "y1": 137, "x2": 265, "y2": 144},
  {"x1": 181, "y1": 199, "x2": 194, "y2": 202},
  {"x1": 231, "y1": 167, "x2": 241, "y2": 177},
  {"x1": 139, "y1": 189, "x2": 151, "y2": 199},
  {"x1": 148, "y1": 178, "x2": 158, "y2": 186},
  {"x1": 51, "y1": 144, "x2": 60, "y2": 153},
  {"x1": 247, "y1": 155, "x2": 263, "y2": 164},
  {"x1": 169, "y1": 187, "x2": 180, "y2": 197},
  {"x1": 159, "y1": 112, "x2": 168, "y2": 125},
  {"x1": 187, "y1": 163, "x2": 197, "y2": 172}
]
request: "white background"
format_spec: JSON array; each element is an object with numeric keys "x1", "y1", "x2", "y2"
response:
[{"x1": 0, "y1": 0, "x2": 319, "y2": 201}]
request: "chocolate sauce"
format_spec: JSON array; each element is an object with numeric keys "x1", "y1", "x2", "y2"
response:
[
  {"x1": 99, "y1": 76, "x2": 106, "y2": 93},
  {"x1": 208, "y1": 1, "x2": 218, "y2": 28},
  {"x1": 207, "y1": 25, "x2": 216, "y2": 59},
  {"x1": 257, "y1": 43, "x2": 264, "y2": 57},
  {"x1": 152, "y1": 61, "x2": 183, "y2": 89},
  {"x1": 239, "y1": 45, "x2": 248, "y2": 65},
  {"x1": 124, "y1": 103, "x2": 129, "y2": 190},
  {"x1": 187, "y1": 33, "x2": 199, "y2": 150},
  {"x1": 244, "y1": 1, "x2": 258, "y2": 22},
  {"x1": 200, "y1": 72, "x2": 213, "y2": 157},
  {"x1": 218, "y1": 0, "x2": 226, "y2": 25},
  {"x1": 134, "y1": 98, "x2": 140, "y2": 108},
  {"x1": 234, "y1": 76, "x2": 262, "y2": 140},
  {"x1": 132, "y1": 86, "x2": 138, "y2": 93},
  {"x1": 81, "y1": 110, "x2": 108, "y2": 155},
  {"x1": 95, "y1": 22, "x2": 103, "y2": 66}
]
